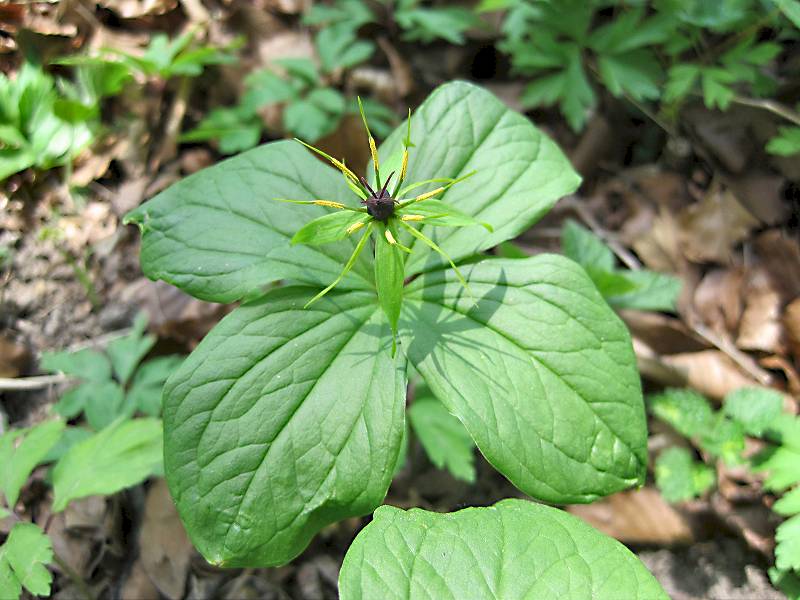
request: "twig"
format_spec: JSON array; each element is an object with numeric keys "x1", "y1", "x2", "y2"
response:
[
  {"x1": 690, "y1": 322, "x2": 773, "y2": 386},
  {"x1": 730, "y1": 95, "x2": 800, "y2": 127},
  {"x1": 0, "y1": 374, "x2": 73, "y2": 391}
]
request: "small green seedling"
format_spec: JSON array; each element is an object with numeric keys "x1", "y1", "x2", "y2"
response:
[{"x1": 40, "y1": 313, "x2": 182, "y2": 429}]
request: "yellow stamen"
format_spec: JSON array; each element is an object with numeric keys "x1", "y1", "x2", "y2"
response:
[
  {"x1": 414, "y1": 187, "x2": 445, "y2": 202},
  {"x1": 346, "y1": 221, "x2": 366, "y2": 235},
  {"x1": 369, "y1": 137, "x2": 379, "y2": 167},
  {"x1": 313, "y1": 200, "x2": 346, "y2": 209},
  {"x1": 385, "y1": 229, "x2": 397, "y2": 245},
  {"x1": 400, "y1": 150, "x2": 408, "y2": 183},
  {"x1": 401, "y1": 214, "x2": 424, "y2": 221}
]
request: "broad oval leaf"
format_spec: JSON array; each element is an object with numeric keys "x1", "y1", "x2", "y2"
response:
[
  {"x1": 124, "y1": 140, "x2": 372, "y2": 303},
  {"x1": 339, "y1": 499, "x2": 668, "y2": 600},
  {"x1": 400, "y1": 255, "x2": 647, "y2": 503},
  {"x1": 163, "y1": 287, "x2": 407, "y2": 567},
  {"x1": 379, "y1": 81, "x2": 581, "y2": 276}
]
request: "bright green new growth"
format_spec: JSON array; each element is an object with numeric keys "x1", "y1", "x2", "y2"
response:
[
  {"x1": 125, "y1": 81, "x2": 650, "y2": 571},
  {"x1": 339, "y1": 499, "x2": 668, "y2": 600}
]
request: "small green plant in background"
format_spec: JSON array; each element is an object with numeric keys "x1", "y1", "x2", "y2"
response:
[
  {"x1": 651, "y1": 386, "x2": 800, "y2": 598},
  {"x1": 125, "y1": 80, "x2": 668, "y2": 596},
  {"x1": 0, "y1": 64, "x2": 95, "y2": 182},
  {"x1": 487, "y1": 0, "x2": 800, "y2": 156},
  {"x1": 0, "y1": 314, "x2": 181, "y2": 599},
  {"x1": 500, "y1": 219, "x2": 681, "y2": 312},
  {"x1": 40, "y1": 313, "x2": 182, "y2": 430},
  {"x1": 182, "y1": 59, "x2": 396, "y2": 153}
]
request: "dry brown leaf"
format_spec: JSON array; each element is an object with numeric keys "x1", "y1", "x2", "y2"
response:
[
  {"x1": 692, "y1": 268, "x2": 744, "y2": 339},
  {"x1": 632, "y1": 208, "x2": 684, "y2": 273},
  {"x1": 0, "y1": 333, "x2": 30, "y2": 378},
  {"x1": 622, "y1": 311, "x2": 708, "y2": 355},
  {"x1": 727, "y1": 173, "x2": 788, "y2": 226},
  {"x1": 737, "y1": 268, "x2": 784, "y2": 353},
  {"x1": 567, "y1": 488, "x2": 695, "y2": 545},
  {"x1": 760, "y1": 355, "x2": 800, "y2": 396},
  {"x1": 755, "y1": 230, "x2": 800, "y2": 300},
  {"x1": 662, "y1": 350, "x2": 756, "y2": 401},
  {"x1": 140, "y1": 478, "x2": 193, "y2": 600},
  {"x1": 784, "y1": 297, "x2": 800, "y2": 360},
  {"x1": 49, "y1": 496, "x2": 107, "y2": 579},
  {"x1": 57, "y1": 202, "x2": 117, "y2": 254},
  {"x1": 121, "y1": 559, "x2": 160, "y2": 600},
  {"x1": 98, "y1": 0, "x2": 177, "y2": 19},
  {"x1": 677, "y1": 189, "x2": 759, "y2": 264}
]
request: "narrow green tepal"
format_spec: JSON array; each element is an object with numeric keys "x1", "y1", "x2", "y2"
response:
[{"x1": 374, "y1": 222, "x2": 405, "y2": 354}]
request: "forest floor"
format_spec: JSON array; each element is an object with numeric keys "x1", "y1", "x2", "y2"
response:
[{"x1": 1, "y1": 1, "x2": 799, "y2": 598}]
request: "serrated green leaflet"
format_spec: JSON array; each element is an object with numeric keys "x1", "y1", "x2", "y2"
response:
[
  {"x1": 401, "y1": 255, "x2": 646, "y2": 502},
  {"x1": 163, "y1": 287, "x2": 406, "y2": 566},
  {"x1": 378, "y1": 81, "x2": 581, "y2": 275},
  {"x1": 52, "y1": 418, "x2": 163, "y2": 512},
  {"x1": 0, "y1": 420, "x2": 65, "y2": 510},
  {"x1": 339, "y1": 499, "x2": 668, "y2": 599},
  {"x1": 0, "y1": 523, "x2": 53, "y2": 600},
  {"x1": 124, "y1": 141, "x2": 373, "y2": 303}
]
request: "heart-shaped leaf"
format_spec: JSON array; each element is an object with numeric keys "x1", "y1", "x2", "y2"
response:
[
  {"x1": 163, "y1": 287, "x2": 406, "y2": 566},
  {"x1": 379, "y1": 81, "x2": 582, "y2": 276},
  {"x1": 124, "y1": 141, "x2": 373, "y2": 303},
  {"x1": 401, "y1": 255, "x2": 647, "y2": 503},
  {"x1": 339, "y1": 499, "x2": 668, "y2": 599}
]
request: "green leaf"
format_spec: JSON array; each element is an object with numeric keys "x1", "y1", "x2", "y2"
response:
[
  {"x1": 775, "y1": 487, "x2": 800, "y2": 516},
  {"x1": 0, "y1": 420, "x2": 65, "y2": 509},
  {"x1": 40, "y1": 348, "x2": 111, "y2": 382},
  {"x1": 180, "y1": 107, "x2": 262, "y2": 155},
  {"x1": 107, "y1": 313, "x2": 155, "y2": 385},
  {"x1": 124, "y1": 140, "x2": 374, "y2": 303},
  {"x1": 0, "y1": 522, "x2": 53, "y2": 599},
  {"x1": 664, "y1": 64, "x2": 701, "y2": 103},
  {"x1": 723, "y1": 387, "x2": 784, "y2": 436},
  {"x1": 375, "y1": 223, "x2": 405, "y2": 344},
  {"x1": 753, "y1": 444, "x2": 800, "y2": 491},
  {"x1": 520, "y1": 72, "x2": 567, "y2": 109},
  {"x1": 776, "y1": 514, "x2": 800, "y2": 572},
  {"x1": 648, "y1": 388, "x2": 713, "y2": 438},
  {"x1": 378, "y1": 81, "x2": 581, "y2": 278},
  {"x1": 401, "y1": 255, "x2": 647, "y2": 503},
  {"x1": 396, "y1": 7, "x2": 479, "y2": 44},
  {"x1": 40, "y1": 427, "x2": 94, "y2": 464},
  {"x1": 83, "y1": 381, "x2": 126, "y2": 430},
  {"x1": 606, "y1": 270, "x2": 681, "y2": 312},
  {"x1": 408, "y1": 395, "x2": 475, "y2": 482},
  {"x1": 127, "y1": 355, "x2": 184, "y2": 416},
  {"x1": 162, "y1": 287, "x2": 406, "y2": 566},
  {"x1": 701, "y1": 69, "x2": 735, "y2": 110},
  {"x1": 596, "y1": 50, "x2": 662, "y2": 101},
  {"x1": 339, "y1": 499, "x2": 668, "y2": 599},
  {"x1": 655, "y1": 446, "x2": 715, "y2": 503},
  {"x1": 586, "y1": 268, "x2": 638, "y2": 297},
  {"x1": 284, "y1": 99, "x2": 338, "y2": 142},
  {"x1": 561, "y1": 219, "x2": 614, "y2": 272},
  {"x1": 51, "y1": 418, "x2": 163, "y2": 512},
  {"x1": 767, "y1": 126, "x2": 800, "y2": 157},
  {"x1": 291, "y1": 209, "x2": 366, "y2": 246},
  {"x1": 316, "y1": 25, "x2": 375, "y2": 72},
  {"x1": 774, "y1": 0, "x2": 800, "y2": 28}
]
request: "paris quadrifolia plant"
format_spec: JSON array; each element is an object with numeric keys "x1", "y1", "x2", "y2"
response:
[{"x1": 125, "y1": 81, "x2": 667, "y2": 598}]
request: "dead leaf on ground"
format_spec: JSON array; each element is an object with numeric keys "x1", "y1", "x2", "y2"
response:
[
  {"x1": 121, "y1": 559, "x2": 161, "y2": 600},
  {"x1": 98, "y1": 0, "x2": 177, "y2": 19},
  {"x1": 736, "y1": 267, "x2": 784, "y2": 354},
  {"x1": 120, "y1": 278, "x2": 228, "y2": 347},
  {"x1": 631, "y1": 208, "x2": 685, "y2": 274},
  {"x1": 677, "y1": 188, "x2": 759, "y2": 264},
  {"x1": 140, "y1": 478, "x2": 193, "y2": 600},
  {"x1": 692, "y1": 268, "x2": 745, "y2": 340},
  {"x1": 622, "y1": 311, "x2": 708, "y2": 355},
  {"x1": 57, "y1": 202, "x2": 117, "y2": 254},
  {"x1": 0, "y1": 332, "x2": 31, "y2": 377},
  {"x1": 663, "y1": 350, "x2": 756, "y2": 401},
  {"x1": 567, "y1": 488, "x2": 697, "y2": 545},
  {"x1": 760, "y1": 355, "x2": 800, "y2": 396},
  {"x1": 49, "y1": 496, "x2": 108, "y2": 580},
  {"x1": 756, "y1": 230, "x2": 800, "y2": 301}
]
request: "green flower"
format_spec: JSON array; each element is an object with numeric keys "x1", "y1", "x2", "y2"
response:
[{"x1": 275, "y1": 98, "x2": 491, "y2": 353}]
